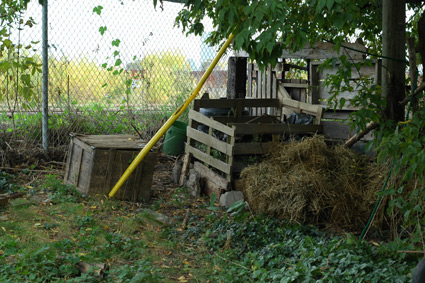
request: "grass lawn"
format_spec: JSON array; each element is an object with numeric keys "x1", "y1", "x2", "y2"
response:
[{"x1": 0, "y1": 156, "x2": 420, "y2": 282}]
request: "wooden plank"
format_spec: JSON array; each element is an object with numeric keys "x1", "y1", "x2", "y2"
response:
[
  {"x1": 323, "y1": 110, "x2": 352, "y2": 120},
  {"x1": 272, "y1": 73, "x2": 281, "y2": 118},
  {"x1": 266, "y1": 66, "x2": 273, "y2": 115},
  {"x1": 262, "y1": 70, "x2": 267, "y2": 114},
  {"x1": 278, "y1": 84, "x2": 291, "y2": 99},
  {"x1": 74, "y1": 146, "x2": 83, "y2": 187},
  {"x1": 78, "y1": 149, "x2": 93, "y2": 193},
  {"x1": 194, "y1": 162, "x2": 230, "y2": 191},
  {"x1": 258, "y1": 69, "x2": 263, "y2": 98},
  {"x1": 74, "y1": 134, "x2": 147, "y2": 150},
  {"x1": 226, "y1": 126, "x2": 236, "y2": 181},
  {"x1": 253, "y1": 62, "x2": 284, "y2": 72},
  {"x1": 195, "y1": 98, "x2": 280, "y2": 108},
  {"x1": 72, "y1": 137, "x2": 93, "y2": 153},
  {"x1": 309, "y1": 64, "x2": 320, "y2": 104},
  {"x1": 206, "y1": 126, "x2": 212, "y2": 164},
  {"x1": 235, "y1": 42, "x2": 367, "y2": 60},
  {"x1": 138, "y1": 152, "x2": 157, "y2": 202},
  {"x1": 235, "y1": 99, "x2": 244, "y2": 121},
  {"x1": 272, "y1": 72, "x2": 277, "y2": 99},
  {"x1": 282, "y1": 83, "x2": 309, "y2": 89},
  {"x1": 247, "y1": 63, "x2": 253, "y2": 98},
  {"x1": 300, "y1": 88, "x2": 307, "y2": 103},
  {"x1": 230, "y1": 123, "x2": 323, "y2": 135},
  {"x1": 189, "y1": 109, "x2": 235, "y2": 136},
  {"x1": 105, "y1": 149, "x2": 117, "y2": 193},
  {"x1": 179, "y1": 153, "x2": 191, "y2": 186},
  {"x1": 258, "y1": 70, "x2": 263, "y2": 115},
  {"x1": 233, "y1": 142, "x2": 276, "y2": 155},
  {"x1": 281, "y1": 97, "x2": 323, "y2": 121},
  {"x1": 213, "y1": 115, "x2": 282, "y2": 124},
  {"x1": 186, "y1": 144, "x2": 232, "y2": 175}
]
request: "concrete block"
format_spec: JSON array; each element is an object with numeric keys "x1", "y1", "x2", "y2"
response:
[{"x1": 219, "y1": 190, "x2": 244, "y2": 208}]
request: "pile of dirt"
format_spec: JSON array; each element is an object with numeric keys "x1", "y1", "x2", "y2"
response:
[{"x1": 240, "y1": 135, "x2": 389, "y2": 232}]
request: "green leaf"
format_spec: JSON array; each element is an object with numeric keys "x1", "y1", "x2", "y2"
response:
[
  {"x1": 316, "y1": 0, "x2": 326, "y2": 13},
  {"x1": 333, "y1": 14, "x2": 345, "y2": 29},
  {"x1": 227, "y1": 200, "x2": 245, "y2": 214},
  {"x1": 3, "y1": 39, "x2": 12, "y2": 47},
  {"x1": 112, "y1": 39, "x2": 121, "y2": 47},
  {"x1": 114, "y1": 59, "x2": 122, "y2": 66},
  {"x1": 209, "y1": 193, "x2": 216, "y2": 206},
  {"x1": 326, "y1": 0, "x2": 334, "y2": 10},
  {"x1": 93, "y1": 6, "x2": 103, "y2": 16},
  {"x1": 339, "y1": 97, "x2": 346, "y2": 109},
  {"x1": 207, "y1": 193, "x2": 218, "y2": 210},
  {"x1": 99, "y1": 26, "x2": 107, "y2": 36}
]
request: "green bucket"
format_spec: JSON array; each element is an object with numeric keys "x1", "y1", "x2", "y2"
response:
[{"x1": 163, "y1": 121, "x2": 188, "y2": 155}]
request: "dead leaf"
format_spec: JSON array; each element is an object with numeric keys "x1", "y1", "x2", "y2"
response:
[
  {"x1": 0, "y1": 250, "x2": 4, "y2": 255},
  {"x1": 178, "y1": 276, "x2": 187, "y2": 282}
]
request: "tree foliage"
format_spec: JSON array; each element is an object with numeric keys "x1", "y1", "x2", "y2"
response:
[
  {"x1": 0, "y1": 0, "x2": 41, "y2": 111},
  {"x1": 175, "y1": 0, "x2": 383, "y2": 66},
  {"x1": 131, "y1": 50, "x2": 196, "y2": 104}
]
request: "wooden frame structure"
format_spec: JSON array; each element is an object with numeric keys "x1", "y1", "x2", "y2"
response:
[{"x1": 182, "y1": 98, "x2": 323, "y2": 195}]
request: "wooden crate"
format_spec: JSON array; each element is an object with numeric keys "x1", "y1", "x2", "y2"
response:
[{"x1": 64, "y1": 134, "x2": 157, "y2": 202}]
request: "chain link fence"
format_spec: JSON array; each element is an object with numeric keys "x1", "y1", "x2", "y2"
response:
[{"x1": 0, "y1": 0, "x2": 229, "y2": 152}]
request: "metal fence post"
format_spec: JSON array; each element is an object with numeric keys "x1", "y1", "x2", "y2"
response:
[{"x1": 42, "y1": 0, "x2": 49, "y2": 154}]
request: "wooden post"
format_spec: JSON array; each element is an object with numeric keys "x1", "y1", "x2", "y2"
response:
[
  {"x1": 382, "y1": 0, "x2": 406, "y2": 123},
  {"x1": 227, "y1": 57, "x2": 247, "y2": 99}
]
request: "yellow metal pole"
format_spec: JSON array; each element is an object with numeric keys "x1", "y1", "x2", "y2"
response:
[{"x1": 108, "y1": 33, "x2": 235, "y2": 198}]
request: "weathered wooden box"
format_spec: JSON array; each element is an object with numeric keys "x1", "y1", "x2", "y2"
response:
[{"x1": 64, "y1": 134, "x2": 157, "y2": 202}]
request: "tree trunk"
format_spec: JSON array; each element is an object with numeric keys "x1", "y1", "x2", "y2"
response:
[{"x1": 382, "y1": 0, "x2": 406, "y2": 123}]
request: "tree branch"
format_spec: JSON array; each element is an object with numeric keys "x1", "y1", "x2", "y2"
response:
[{"x1": 345, "y1": 122, "x2": 378, "y2": 148}]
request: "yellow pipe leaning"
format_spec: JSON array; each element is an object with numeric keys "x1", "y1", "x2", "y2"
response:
[{"x1": 108, "y1": 33, "x2": 235, "y2": 198}]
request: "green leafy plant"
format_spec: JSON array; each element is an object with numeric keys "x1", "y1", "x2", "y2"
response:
[{"x1": 42, "y1": 174, "x2": 83, "y2": 204}]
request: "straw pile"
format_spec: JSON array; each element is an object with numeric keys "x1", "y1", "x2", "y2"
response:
[{"x1": 240, "y1": 135, "x2": 389, "y2": 231}]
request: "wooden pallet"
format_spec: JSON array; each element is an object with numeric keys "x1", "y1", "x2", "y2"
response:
[{"x1": 182, "y1": 99, "x2": 323, "y2": 189}]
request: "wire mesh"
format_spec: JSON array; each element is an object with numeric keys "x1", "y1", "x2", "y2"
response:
[{"x1": 0, "y1": 0, "x2": 229, "y2": 149}]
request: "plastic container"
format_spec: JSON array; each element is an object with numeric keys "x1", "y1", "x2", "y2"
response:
[{"x1": 163, "y1": 121, "x2": 188, "y2": 155}]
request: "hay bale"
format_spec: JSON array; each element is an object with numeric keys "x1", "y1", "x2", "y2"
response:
[{"x1": 240, "y1": 135, "x2": 388, "y2": 231}]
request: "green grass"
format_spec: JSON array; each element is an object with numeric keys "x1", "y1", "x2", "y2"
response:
[{"x1": 0, "y1": 175, "x2": 420, "y2": 282}]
